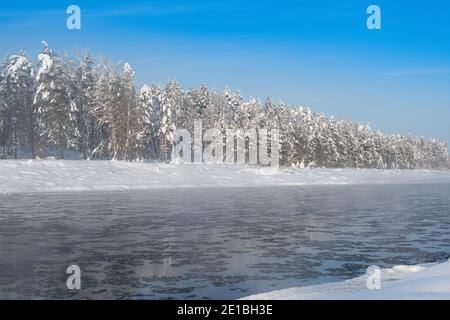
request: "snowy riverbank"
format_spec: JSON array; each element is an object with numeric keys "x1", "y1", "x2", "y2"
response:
[
  {"x1": 1, "y1": 160, "x2": 450, "y2": 194},
  {"x1": 243, "y1": 259, "x2": 450, "y2": 300}
]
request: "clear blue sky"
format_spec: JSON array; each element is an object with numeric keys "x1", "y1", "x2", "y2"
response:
[{"x1": 1, "y1": 0, "x2": 449, "y2": 144}]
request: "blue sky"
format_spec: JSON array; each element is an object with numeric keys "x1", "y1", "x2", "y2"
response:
[{"x1": 1, "y1": 0, "x2": 449, "y2": 144}]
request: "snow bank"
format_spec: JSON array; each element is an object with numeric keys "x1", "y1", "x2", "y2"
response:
[
  {"x1": 242, "y1": 259, "x2": 450, "y2": 300},
  {"x1": 1, "y1": 160, "x2": 450, "y2": 194}
]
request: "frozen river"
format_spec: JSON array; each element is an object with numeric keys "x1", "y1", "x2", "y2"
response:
[{"x1": 1, "y1": 183, "x2": 450, "y2": 299}]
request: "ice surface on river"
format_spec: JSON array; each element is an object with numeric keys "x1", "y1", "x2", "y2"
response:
[{"x1": 1, "y1": 184, "x2": 450, "y2": 299}]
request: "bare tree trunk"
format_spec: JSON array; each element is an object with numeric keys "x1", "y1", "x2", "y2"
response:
[
  {"x1": 59, "y1": 145, "x2": 64, "y2": 160},
  {"x1": 29, "y1": 107, "x2": 36, "y2": 159},
  {"x1": 12, "y1": 131, "x2": 17, "y2": 159},
  {"x1": 111, "y1": 124, "x2": 116, "y2": 160},
  {"x1": 161, "y1": 137, "x2": 168, "y2": 163}
]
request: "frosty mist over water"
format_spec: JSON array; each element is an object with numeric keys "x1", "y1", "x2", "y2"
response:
[{"x1": 1, "y1": 184, "x2": 450, "y2": 299}]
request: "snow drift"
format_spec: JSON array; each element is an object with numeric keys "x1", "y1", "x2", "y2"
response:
[
  {"x1": 1, "y1": 160, "x2": 450, "y2": 194},
  {"x1": 242, "y1": 259, "x2": 450, "y2": 300}
]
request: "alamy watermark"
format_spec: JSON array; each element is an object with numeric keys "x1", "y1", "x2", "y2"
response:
[
  {"x1": 366, "y1": 265, "x2": 381, "y2": 290},
  {"x1": 66, "y1": 4, "x2": 381, "y2": 31},
  {"x1": 367, "y1": 5, "x2": 381, "y2": 30},
  {"x1": 66, "y1": 265, "x2": 81, "y2": 290},
  {"x1": 66, "y1": 5, "x2": 81, "y2": 30},
  {"x1": 171, "y1": 120, "x2": 280, "y2": 167}
]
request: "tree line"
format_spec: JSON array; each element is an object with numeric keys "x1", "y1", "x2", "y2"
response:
[{"x1": 0, "y1": 41, "x2": 448, "y2": 169}]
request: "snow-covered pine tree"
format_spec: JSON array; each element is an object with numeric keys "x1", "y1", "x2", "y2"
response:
[
  {"x1": 0, "y1": 53, "x2": 35, "y2": 158},
  {"x1": 91, "y1": 61, "x2": 136, "y2": 160},
  {"x1": 314, "y1": 114, "x2": 339, "y2": 167},
  {"x1": 159, "y1": 80, "x2": 179, "y2": 162},
  {"x1": 196, "y1": 84, "x2": 211, "y2": 121},
  {"x1": 120, "y1": 63, "x2": 138, "y2": 161},
  {"x1": 183, "y1": 88, "x2": 197, "y2": 133},
  {"x1": 168, "y1": 80, "x2": 184, "y2": 129},
  {"x1": 207, "y1": 89, "x2": 227, "y2": 131},
  {"x1": 224, "y1": 87, "x2": 244, "y2": 128},
  {"x1": 148, "y1": 83, "x2": 162, "y2": 160},
  {"x1": 34, "y1": 42, "x2": 78, "y2": 159},
  {"x1": 275, "y1": 102, "x2": 296, "y2": 166},
  {"x1": 333, "y1": 119, "x2": 351, "y2": 167},
  {"x1": 258, "y1": 97, "x2": 281, "y2": 165},
  {"x1": 288, "y1": 107, "x2": 309, "y2": 167},
  {"x1": 75, "y1": 50, "x2": 99, "y2": 159},
  {"x1": 91, "y1": 59, "x2": 115, "y2": 159},
  {"x1": 136, "y1": 84, "x2": 153, "y2": 159},
  {"x1": 243, "y1": 97, "x2": 260, "y2": 161},
  {"x1": 260, "y1": 97, "x2": 277, "y2": 128},
  {"x1": 0, "y1": 58, "x2": 6, "y2": 158}
]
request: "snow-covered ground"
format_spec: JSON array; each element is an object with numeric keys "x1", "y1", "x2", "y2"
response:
[
  {"x1": 243, "y1": 259, "x2": 450, "y2": 300},
  {"x1": 1, "y1": 160, "x2": 450, "y2": 194}
]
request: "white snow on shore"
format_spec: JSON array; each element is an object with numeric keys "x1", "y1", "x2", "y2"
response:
[
  {"x1": 243, "y1": 259, "x2": 450, "y2": 300},
  {"x1": 1, "y1": 160, "x2": 450, "y2": 194}
]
